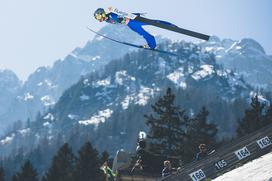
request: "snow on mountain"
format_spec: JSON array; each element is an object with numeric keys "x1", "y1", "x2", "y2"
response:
[
  {"x1": 200, "y1": 36, "x2": 272, "y2": 89},
  {"x1": 78, "y1": 108, "x2": 114, "y2": 126},
  {"x1": 80, "y1": 94, "x2": 90, "y2": 101},
  {"x1": 213, "y1": 152, "x2": 272, "y2": 181},
  {"x1": 0, "y1": 133, "x2": 15, "y2": 145},
  {"x1": 1, "y1": 25, "x2": 272, "y2": 157},
  {"x1": 0, "y1": 39, "x2": 257, "y2": 157},
  {"x1": 115, "y1": 70, "x2": 136, "y2": 85},
  {"x1": 40, "y1": 95, "x2": 55, "y2": 106},
  {"x1": 167, "y1": 68, "x2": 187, "y2": 89},
  {"x1": 43, "y1": 113, "x2": 55, "y2": 121},
  {"x1": 0, "y1": 24, "x2": 144, "y2": 134},
  {"x1": 135, "y1": 86, "x2": 159, "y2": 106},
  {"x1": 2, "y1": 28, "x2": 270, "y2": 137},
  {"x1": 22, "y1": 92, "x2": 34, "y2": 101},
  {"x1": 93, "y1": 77, "x2": 111, "y2": 87},
  {"x1": 248, "y1": 91, "x2": 270, "y2": 106},
  {"x1": 191, "y1": 64, "x2": 215, "y2": 80},
  {"x1": 17, "y1": 128, "x2": 31, "y2": 136}
]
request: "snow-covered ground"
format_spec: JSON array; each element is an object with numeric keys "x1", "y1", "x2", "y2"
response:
[{"x1": 213, "y1": 152, "x2": 272, "y2": 181}]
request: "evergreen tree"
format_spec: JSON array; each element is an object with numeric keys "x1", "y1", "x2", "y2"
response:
[
  {"x1": 144, "y1": 88, "x2": 187, "y2": 157},
  {"x1": 237, "y1": 95, "x2": 265, "y2": 136},
  {"x1": 0, "y1": 167, "x2": 5, "y2": 181},
  {"x1": 14, "y1": 160, "x2": 39, "y2": 181},
  {"x1": 11, "y1": 175, "x2": 17, "y2": 181},
  {"x1": 100, "y1": 151, "x2": 110, "y2": 164},
  {"x1": 33, "y1": 137, "x2": 52, "y2": 173},
  {"x1": 73, "y1": 142, "x2": 104, "y2": 181},
  {"x1": 185, "y1": 107, "x2": 218, "y2": 162},
  {"x1": 264, "y1": 104, "x2": 272, "y2": 125},
  {"x1": 43, "y1": 143, "x2": 76, "y2": 181}
]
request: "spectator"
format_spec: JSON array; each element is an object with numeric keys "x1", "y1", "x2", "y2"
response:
[
  {"x1": 101, "y1": 161, "x2": 116, "y2": 181},
  {"x1": 162, "y1": 160, "x2": 172, "y2": 178},
  {"x1": 196, "y1": 144, "x2": 208, "y2": 161},
  {"x1": 131, "y1": 159, "x2": 144, "y2": 173}
]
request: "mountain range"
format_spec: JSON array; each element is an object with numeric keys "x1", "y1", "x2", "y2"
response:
[
  {"x1": 0, "y1": 24, "x2": 144, "y2": 134},
  {"x1": 0, "y1": 24, "x2": 271, "y2": 158}
]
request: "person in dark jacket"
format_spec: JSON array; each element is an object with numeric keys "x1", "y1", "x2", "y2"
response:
[
  {"x1": 162, "y1": 160, "x2": 173, "y2": 178},
  {"x1": 196, "y1": 144, "x2": 208, "y2": 161}
]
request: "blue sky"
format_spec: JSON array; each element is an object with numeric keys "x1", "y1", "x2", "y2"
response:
[{"x1": 0, "y1": 0, "x2": 271, "y2": 80}]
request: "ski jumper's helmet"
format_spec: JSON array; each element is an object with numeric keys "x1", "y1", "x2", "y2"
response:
[{"x1": 94, "y1": 8, "x2": 106, "y2": 21}]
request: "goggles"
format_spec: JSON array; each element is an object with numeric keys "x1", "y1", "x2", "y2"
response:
[{"x1": 95, "y1": 13, "x2": 106, "y2": 21}]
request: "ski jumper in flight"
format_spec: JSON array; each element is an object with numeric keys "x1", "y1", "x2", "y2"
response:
[
  {"x1": 94, "y1": 8, "x2": 159, "y2": 49},
  {"x1": 93, "y1": 8, "x2": 210, "y2": 49}
]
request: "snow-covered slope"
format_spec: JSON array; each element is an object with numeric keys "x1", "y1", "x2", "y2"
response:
[{"x1": 213, "y1": 151, "x2": 272, "y2": 181}]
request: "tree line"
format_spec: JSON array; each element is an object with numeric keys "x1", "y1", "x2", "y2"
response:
[{"x1": 0, "y1": 142, "x2": 108, "y2": 181}]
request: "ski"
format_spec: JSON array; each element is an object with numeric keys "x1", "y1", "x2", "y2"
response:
[
  {"x1": 134, "y1": 16, "x2": 210, "y2": 41},
  {"x1": 87, "y1": 27, "x2": 179, "y2": 57}
]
